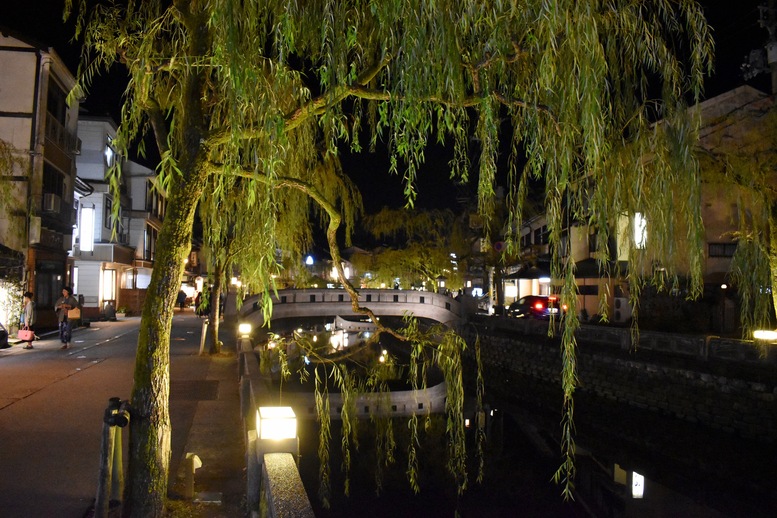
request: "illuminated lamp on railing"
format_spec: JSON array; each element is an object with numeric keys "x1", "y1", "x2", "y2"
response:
[
  {"x1": 753, "y1": 330, "x2": 777, "y2": 341},
  {"x1": 254, "y1": 406, "x2": 300, "y2": 465},
  {"x1": 238, "y1": 323, "x2": 252, "y2": 338},
  {"x1": 256, "y1": 406, "x2": 297, "y2": 440}
]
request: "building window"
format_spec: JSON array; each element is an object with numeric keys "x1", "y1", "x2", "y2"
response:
[
  {"x1": 709, "y1": 243, "x2": 737, "y2": 257},
  {"x1": 104, "y1": 135, "x2": 116, "y2": 167},
  {"x1": 104, "y1": 197, "x2": 113, "y2": 229},
  {"x1": 578, "y1": 285, "x2": 598, "y2": 296},
  {"x1": 634, "y1": 213, "x2": 647, "y2": 249},
  {"x1": 42, "y1": 163, "x2": 65, "y2": 197},
  {"x1": 534, "y1": 225, "x2": 549, "y2": 245},
  {"x1": 588, "y1": 232, "x2": 598, "y2": 254},
  {"x1": 102, "y1": 269, "x2": 116, "y2": 303},
  {"x1": 144, "y1": 224, "x2": 158, "y2": 261},
  {"x1": 46, "y1": 81, "x2": 67, "y2": 125},
  {"x1": 80, "y1": 206, "x2": 95, "y2": 252}
]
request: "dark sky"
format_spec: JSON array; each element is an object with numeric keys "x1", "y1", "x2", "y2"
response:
[{"x1": 3, "y1": 1, "x2": 772, "y2": 212}]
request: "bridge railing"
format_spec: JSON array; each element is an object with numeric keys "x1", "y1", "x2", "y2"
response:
[{"x1": 239, "y1": 288, "x2": 462, "y2": 327}]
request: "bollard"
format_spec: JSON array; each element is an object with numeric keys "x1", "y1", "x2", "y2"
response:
[
  {"x1": 95, "y1": 398, "x2": 120, "y2": 518},
  {"x1": 110, "y1": 425, "x2": 123, "y2": 504},
  {"x1": 199, "y1": 319, "x2": 210, "y2": 355},
  {"x1": 184, "y1": 452, "x2": 203, "y2": 499},
  {"x1": 95, "y1": 398, "x2": 131, "y2": 518}
]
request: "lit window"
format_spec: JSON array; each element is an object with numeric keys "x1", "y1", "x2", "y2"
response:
[
  {"x1": 102, "y1": 269, "x2": 116, "y2": 300},
  {"x1": 105, "y1": 135, "x2": 116, "y2": 166},
  {"x1": 81, "y1": 206, "x2": 95, "y2": 252},
  {"x1": 634, "y1": 213, "x2": 647, "y2": 249}
]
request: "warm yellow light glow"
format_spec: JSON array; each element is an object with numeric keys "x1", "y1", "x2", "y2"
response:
[
  {"x1": 231, "y1": 276, "x2": 239, "y2": 285},
  {"x1": 464, "y1": 418, "x2": 471, "y2": 428},
  {"x1": 505, "y1": 285, "x2": 517, "y2": 298},
  {"x1": 256, "y1": 406, "x2": 297, "y2": 440},
  {"x1": 754, "y1": 330, "x2": 777, "y2": 341},
  {"x1": 238, "y1": 323, "x2": 252, "y2": 336}
]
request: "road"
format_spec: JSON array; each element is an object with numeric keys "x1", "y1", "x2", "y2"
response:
[{"x1": 0, "y1": 311, "x2": 213, "y2": 517}]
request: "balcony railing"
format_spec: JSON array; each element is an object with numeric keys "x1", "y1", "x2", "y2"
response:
[{"x1": 45, "y1": 113, "x2": 80, "y2": 156}]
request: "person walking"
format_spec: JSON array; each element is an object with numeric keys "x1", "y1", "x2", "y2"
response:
[
  {"x1": 54, "y1": 287, "x2": 79, "y2": 350},
  {"x1": 20, "y1": 291, "x2": 36, "y2": 349},
  {"x1": 177, "y1": 290, "x2": 187, "y2": 311}
]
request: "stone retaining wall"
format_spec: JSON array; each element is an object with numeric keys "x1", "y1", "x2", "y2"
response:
[{"x1": 461, "y1": 322, "x2": 777, "y2": 443}]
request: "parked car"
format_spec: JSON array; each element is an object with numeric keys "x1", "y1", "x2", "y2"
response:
[{"x1": 507, "y1": 295, "x2": 566, "y2": 319}]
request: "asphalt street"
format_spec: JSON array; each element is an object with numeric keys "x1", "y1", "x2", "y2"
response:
[{"x1": 0, "y1": 310, "x2": 243, "y2": 517}]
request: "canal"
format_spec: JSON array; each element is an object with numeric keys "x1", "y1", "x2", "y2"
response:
[{"x1": 273, "y1": 318, "x2": 776, "y2": 516}]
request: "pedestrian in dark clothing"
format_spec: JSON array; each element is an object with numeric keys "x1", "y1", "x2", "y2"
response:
[
  {"x1": 177, "y1": 290, "x2": 187, "y2": 311},
  {"x1": 54, "y1": 287, "x2": 79, "y2": 349}
]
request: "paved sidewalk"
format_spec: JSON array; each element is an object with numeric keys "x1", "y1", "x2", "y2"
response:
[{"x1": 168, "y1": 337, "x2": 247, "y2": 517}]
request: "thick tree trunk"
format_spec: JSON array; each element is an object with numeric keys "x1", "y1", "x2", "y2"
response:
[{"x1": 124, "y1": 182, "x2": 202, "y2": 516}]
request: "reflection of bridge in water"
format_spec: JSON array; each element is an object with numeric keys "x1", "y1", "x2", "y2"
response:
[{"x1": 239, "y1": 288, "x2": 463, "y2": 328}]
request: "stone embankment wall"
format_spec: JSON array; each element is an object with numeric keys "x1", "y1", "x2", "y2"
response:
[{"x1": 461, "y1": 317, "x2": 777, "y2": 443}]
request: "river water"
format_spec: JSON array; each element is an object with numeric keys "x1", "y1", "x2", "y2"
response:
[{"x1": 274, "y1": 318, "x2": 776, "y2": 517}]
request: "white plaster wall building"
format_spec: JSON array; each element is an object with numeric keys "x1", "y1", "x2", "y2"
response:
[
  {"x1": 0, "y1": 28, "x2": 81, "y2": 329},
  {"x1": 72, "y1": 115, "x2": 134, "y2": 320}
]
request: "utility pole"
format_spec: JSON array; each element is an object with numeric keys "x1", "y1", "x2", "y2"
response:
[{"x1": 742, "y1": 0, "x2": 777, "y2": 94}]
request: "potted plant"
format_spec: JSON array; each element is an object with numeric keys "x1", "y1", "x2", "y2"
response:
[{"x1": 116, "y1": 306, "x2": 128, "y2": 319}]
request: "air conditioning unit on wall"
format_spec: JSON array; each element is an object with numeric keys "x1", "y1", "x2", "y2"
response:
[{"x1": 43, "y1": 193, "x2": 61, "y2": 213}]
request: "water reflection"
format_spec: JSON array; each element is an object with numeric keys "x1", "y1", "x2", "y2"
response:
[{"x1": 501, "y1": 396, "x2": 777, "y2": 518}]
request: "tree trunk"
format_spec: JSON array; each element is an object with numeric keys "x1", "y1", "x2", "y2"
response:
[
  {"x1": 208, "y1": 262, "x2": 223, "y2": 354},
  {"x1": 125, "y1": 181, "x2": 202, "y2": 516}
]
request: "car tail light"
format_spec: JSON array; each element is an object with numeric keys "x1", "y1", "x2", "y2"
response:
[{"x1": 534, "y1": 301, "x2": 545, "y2": 310}]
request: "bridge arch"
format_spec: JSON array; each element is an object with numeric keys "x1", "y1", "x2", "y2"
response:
[{"x1": 238, "y1": 288, "x2": 462, "y2": 328}]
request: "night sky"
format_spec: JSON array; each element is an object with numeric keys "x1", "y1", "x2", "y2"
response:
[{"x1": 2, "y1": 1, "x2": 772, "y2": 213}]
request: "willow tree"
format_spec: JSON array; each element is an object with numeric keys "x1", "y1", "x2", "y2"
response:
[
  {"x1": 363, "y1": 207, "x2": 467, "y2": 291},
  {"x1": 65, "y1": 0, "x2": 714, "y2": 514}
]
